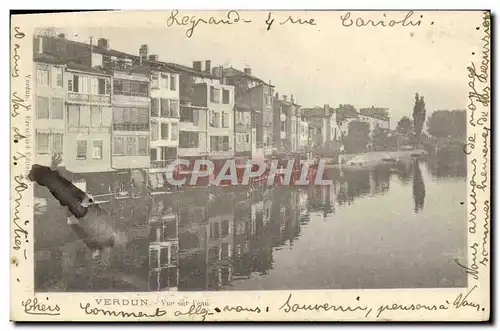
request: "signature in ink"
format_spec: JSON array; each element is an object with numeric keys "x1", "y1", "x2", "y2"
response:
[
  {"x1": 166, "y1": 10, "x2": 252, "y2": 38},
  {"x1": 22, "y1": 298, "x2": 61, "y2": 316},
  {"x1": 12, "y1": 92, "x2": 31, "y2": 118}
]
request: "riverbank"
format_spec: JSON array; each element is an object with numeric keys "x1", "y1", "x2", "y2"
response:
[{"x1": 336, "y1": 149, "x2": 427, "y2": 169}]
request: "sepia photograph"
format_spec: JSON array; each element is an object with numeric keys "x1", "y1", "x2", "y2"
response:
[{"x1": 10, "y1": 9, "x2": 490, "y2": 321}]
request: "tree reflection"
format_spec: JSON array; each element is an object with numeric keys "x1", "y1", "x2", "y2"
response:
[{"x1": 412, "y1": 160, "x2": 426, "y2": 213}]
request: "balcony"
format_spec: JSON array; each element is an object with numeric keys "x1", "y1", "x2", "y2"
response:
[
  {"x1": 113, "y1": 123, "x2": 149, "y2": 131},
  {"x1": 235, "y1": 123, "x2": 251, "y2": 132},
  {"x1": 67, "y1": 92, "x2": 111, "y2": 105}
]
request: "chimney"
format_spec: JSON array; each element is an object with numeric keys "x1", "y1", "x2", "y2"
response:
[
  {"x1": 212, "y1": 65, "x2": 223, "y2": 78},
  {"x1": 275, "y1": 92, "x2": 279, "y2": 99},
  {"x1": 205, "y1": 60, "x2": 211, "y2": 74},
  {"x1": 290, "y1": 94, "x2": 294, "y2": 104},
  {"x1": 97, "y1": 38, "x2": 109, "y2": 50},
  {"x1": 244, "y1": 67, "x2": 252, "y2": 76},
  {"x1": 193, "y1": 61, "x2": 202, "y2": 72},
  {"x1": 149, "y1": 54, "x2": 158, "y2": 62},
  {"x1": 139, "y1": 44, "x2": 148, "y2": 62},
  {"x1": 58, "y1": 33, "x2": 65, "y2": 39}
]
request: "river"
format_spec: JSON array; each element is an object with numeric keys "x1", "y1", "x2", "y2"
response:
[{"x1": 34, "y1": 153, "x2": 467, "y2": 291}]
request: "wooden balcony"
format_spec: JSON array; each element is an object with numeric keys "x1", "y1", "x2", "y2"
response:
[{"x1": 67, "y1": 92, "x2": 111, "y2": 105}]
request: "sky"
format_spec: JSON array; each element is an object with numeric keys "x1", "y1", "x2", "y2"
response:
[{"x1": 49, "y1": 10, "x2": 484, "y2": 128}]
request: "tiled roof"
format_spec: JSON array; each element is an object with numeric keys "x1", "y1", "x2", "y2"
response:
[{"x1": 224, "y1": 67, "x2": 274, "y2": 87}]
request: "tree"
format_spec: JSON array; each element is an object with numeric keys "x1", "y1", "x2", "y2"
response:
[
  {"x1": 412, "y1": 93, "x2": 426, "y2": 142},
  {"x1": 342, "y1": 121, "x2": 370, "y2": 153},
  {"x1": 372, "y1": 127, "x2": 397, "y2": 151},
  {"x1": 427, "y1": 110, "x2": 466, "y2": 140},
  {"x1": 396, "y1": 116, "x2": 413, "y2": 135}
]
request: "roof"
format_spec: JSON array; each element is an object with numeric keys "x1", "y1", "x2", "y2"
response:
[
  {"x1": 359, "y1": 107, "x2": 390, "y2": 121},
  {"x1": 163, "y1": 62, "x2": 218, "y2": 79},
  {"x1": 302, "y1": 107, "x2": 327, "y2": 118},
  {"x1": 36, "y1": 35, "x2": 216, "y2": 79},
  {"x1": 224, "y1": 67, "x2": 274, "y2": 87}
]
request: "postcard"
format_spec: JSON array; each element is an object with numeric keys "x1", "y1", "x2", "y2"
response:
[{"x1": 10, "y1": 10, "x2": 490, "y2": 322}]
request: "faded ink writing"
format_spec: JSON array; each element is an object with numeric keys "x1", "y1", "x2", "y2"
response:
[
  {"x1": 13, "y1": 175, "x2": 29, "y2": 259},
  {"x1": 22, "y1": 298, "x2": 61, "y2": 316},
  {"x1": 340, "y1": 11, "x2": 421, "y2": 28},
  {"x1": 12, "y1": 92, "x2": 31, "y2": 118},
  {"x1": 80, "y1": 303, "x2": 167, "y2": 318},
  {"x1": 166, "y1": 10, "x2": 252, "y2": 38}
]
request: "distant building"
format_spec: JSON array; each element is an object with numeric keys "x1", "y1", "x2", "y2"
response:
[
  {"x1": 272, "y1": 93, "x2": 301, "y2": 153},
  {"x1": 224, "y1": 67, "x2": 275, "y2": 159},
  {"x1": 148, "y1": 56, "x2": 180, "y2": 170},
  {"x1": 302, "y1": 104, "x2": 339, "y2": 147}
]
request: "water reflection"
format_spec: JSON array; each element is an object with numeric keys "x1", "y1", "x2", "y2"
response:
[{"x1": 34, "y1": 154, "x2": 467, "y2": 291}]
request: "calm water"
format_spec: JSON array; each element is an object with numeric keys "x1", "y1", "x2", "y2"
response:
[{"x1": 35, "y1": 154, "x2": 467, "y2": 291}]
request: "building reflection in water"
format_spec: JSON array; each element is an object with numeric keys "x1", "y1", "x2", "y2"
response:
[{"x1": 34, "y1": 155, "x2": 466, "y2": 292}]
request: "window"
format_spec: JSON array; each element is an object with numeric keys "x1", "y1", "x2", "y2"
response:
[
  {"x1": 113, "y1": 79, "x2": 149, "y2": 97},
  {"x1": 246, "y1": 134, "x2": 250, "y2": 143},
  {"x1": 138, "y1": 137, "x2": 148, "y2": 155},
  {"x1": 151, "y1": 121, "x2": 158, "y2": 141},
  {"x1": 222, "y1": 112, "x2": 230, "y2": 128},
  {"x1": 214, "y1": 112, "x2": 220, "y2": 127},
  {"x1": 221, "y1": 243, "x2": 230, "y2": 258},
  {"x1": 113, "y1": 137, "x2": 124, "y2": 155},
  {"x1": 150, "y1": 148, "x2": 157, "y2": 161},
  {"x1": 76, "y1": 140, "x2": 87, "y2": 160},
  {"x1": 55, "y1": 67, "x2": 63, "y2": 87},
  {"x1": 98, "y1": 78, "x2": 106, "y2": 95},
  {"x1": 36, "y1": 65, "x2": 50, "y2": 87},
  {"x1": 161, "y1": 73, "x2": 169, "y2": 89},
  {"x1": 52, "y1": 133, "x2": 63, "y2": 154},
  {"x1": 210, "y1": 136, "x2": 230, "y2": 151},
  {"x1": 68, "y1": 105, "x2": 80, "y2": 127},
  {"x1": 126, "y1": 136, "x2": 135, "y2": 155},
  {"x1": 71, "y1": 74, "x2": 79, "y2": 92},
  {"x1": 171, "y1": 123, "x2": 178, "y2": 141},
  {"x1": 222, "y1": 89, "x2": 230, "y2": 104},
  {"x1": 37, "y1": 96, "x2": 49, "y2": 119},
  {"x1": 222, "y1": 136, "x2": 229, "y2": 151},
  {"x1": 170, "y1": 100, "x2": 179, "y2": 117},
  {"x1": 36, "y1": 132, "x2": 49, "y2": 155},
  {"x1": 179, "y1": 131, "x2": 199, "y2": 148},
  {"x1": 90, "y1": 107, "x2": 102, "y2": 127},
  {"x1": 50, "y1": 98, "x2": 64, "y2": 119},
  {"x1": 161, "y1": 123, "x2": 169, "y2": 140},
  {"x1": 169, "y1": 75, "x2": 176, "y2": 91},
  {"x1": 151, "y1": 98, "x2": 159, "y2": 117},
  {"x1": 210, "y1": 87, "x2": 220, "y2": 103},
  {"x1": 151, "y1": 73, "x2": 159, "y2": 89},
  {"x1": 280, "y1": 122, "x2": 286, "y2": 132},
  {"x1": 180, "y1": 107, "x2": 197, "y2": 124},
  {"x1": 161, "y1": 99, "x2": 170, "y2": 117},
  {"x1": 92, "y1": 140, "x2": 102, "y2": 159}
]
